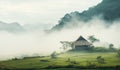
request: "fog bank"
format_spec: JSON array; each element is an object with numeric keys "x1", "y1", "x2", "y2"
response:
[{"x1": 0, "y1": 18, "x2": 120, "y2": 60}]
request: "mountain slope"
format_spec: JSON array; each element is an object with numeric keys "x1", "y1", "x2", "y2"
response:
[
  {"x1": 52, "y1": 0, "x2": 120, "y2": 30},
  {"x1": 0, "y1": 21, "x2": 25, "y2": 32}
]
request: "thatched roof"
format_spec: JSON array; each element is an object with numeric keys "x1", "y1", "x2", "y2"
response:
[{"x1": 74, "y1": 36, "x2": 91, "y2": 46}]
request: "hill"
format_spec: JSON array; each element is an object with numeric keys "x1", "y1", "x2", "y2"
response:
[
  {"x1": 52, "y1": 0, "x2": 120, "y2": 30},
  {"x1": 0, "y1": 52, "x2": 120, "y2": 70},
  {"x1": 0, "y1": 21, "x2": 25, "y2": 32}
]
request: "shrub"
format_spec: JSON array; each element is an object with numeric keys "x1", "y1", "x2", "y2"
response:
[
  {"x1": 66, "y1": 58, "x2": 71, "y2": 62},
  {"x1": 109, "y1": 44, "x2": 116, "y2": 52},
  {"x1": 93, "y1": 47, "x2": 109, "y2": 52},
  {"x1": 88, "y1": 46, "x2": 94, "y2": 51},
  {"x1": 96, "y1": 56, "x2": 105, "y2": 64},
  {"x1": 51, "y1": 51, "x2": 57, "y2": 59},
  {"x1": 40, "y1": 59, "x2": 49, "y2": 62},
  {"x1": 70, "y1": 61, "x2": 78, "y2": 64},
  {"x1": 12, "y1": 57, "x2": 19, "y2": 60},
  {"x1": 86, "y1": 61, "x2": 96, "y2": 67},
  {"x1": 117, "y1": 49, "x2": 120, "y2": 57}
]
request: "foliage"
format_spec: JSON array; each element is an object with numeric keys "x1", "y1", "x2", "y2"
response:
[
  {"x1": 93, "y1": 47, "x2": 109, "y2": 52},
  {"x1": 92, "y1": 46, "x2": 117, "y2": 52},
  {"x1": 116, "y1": 49, "x2": 120, "y2": 57},
  {"x1": 0, "y1": 63, "x2": 11, "y2": 70},
  {"x1": 109, "y1": 44, "x2": 114, "y2": 48},
  {"x1": 109, "y1": 44, "x2": 116, "y2": 52},
  {"x1": 12, "y1": 57, "x2": 19, "y2": 60},
  {"x1": 86, "y1": 61, "x2": 96, "y2": 67},
  {"x1": 69, "y1": 61, "x2": 78, "y2": 65},
  {"x1": 96, "y1": 56, "x2": 105, "y2": 64},
  {"x1": 60, "y1": 41, "x2": 73, "y2": 50},
  {"x1": 88, "y1": 45, "x2": 94, "y2": 51},
  {"x1": 88, "y1": 35, "x2": 100, "y2": 43},
  {"x1": 51, "y1": 51, "x2": 57, "y2": 59},
  {"x1": 66, "y1": 58, "x2": 71, "y2": 62},
  {"x1": 52, "y1": 0, "x2": 120, "y2": 30}
]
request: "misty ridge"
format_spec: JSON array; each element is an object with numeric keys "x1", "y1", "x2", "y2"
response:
[
  {"x1": 52, "y1": 0, "x2": 120, "y2": 30},
  {"x1": 0, "y1": 0, "x2": 120, "y2": 32},
  {"x1": 0, "y1": 0, "x2": 120, "y2": 60},
  {"x1": 0, "y1": 21, "x2": 53, "y2": 33}
]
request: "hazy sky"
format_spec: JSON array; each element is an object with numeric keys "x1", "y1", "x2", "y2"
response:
[{"x1": 0, "y1": 0, "x2": 102, "y2": 25}]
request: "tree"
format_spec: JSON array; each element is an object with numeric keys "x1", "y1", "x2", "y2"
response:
[
  {"x1": 60, "y1": 41, "x2": 74, "y2": 50},
  {"x1": 109, "y1": 44, "x2": 114, "y2": 48},
  {"x1": 109, "y1": 44, "x2": 115, "y2": 52},
  {"x1": 93, "y1": 47, "x2": 108, "y2": 52},
  {"x1": 51, "y1": 51, "x2": 57, "y2": 59},
  {"x1": 88, "y1": 35, "x2": 100, "y2": 43}
]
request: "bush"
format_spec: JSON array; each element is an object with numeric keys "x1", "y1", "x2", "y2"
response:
[
  {"x1": 88, "y1": 46, "x2": 94, "y2": 51},
  {"x1": 51, "y1": 51, "x2": 57, "y2": 59},
  {"x1": 66, "y1": 58, "x2": 71, "y2": 62},
  {"x1": 109, "y1": 44, "x2": 116, "y2": 52},
  {"x1": 93, "y1": 47, "x2": 109, "y2": 52},
  {"x1": 40, "y1": 59, "x2": 49, "y2": 62},
  {"x1": 86, "y1": 61, "x2": 96, "y2": 68},
  {"x1": 70, "y1": 61, "x2": 78, "y2": 64},
  {"x1": 12, "y1": 57, "x2": 19, "y2": 60},
  {"x1": 96, "y1": 56, "x2": 105, "y2": 64},
  {"x1": 117, "y1": 49, "x2": 120, "y2": 57}
]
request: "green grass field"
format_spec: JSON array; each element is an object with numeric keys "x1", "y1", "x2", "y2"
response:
[{"x1": 0, "y1": 52, "x2": 120, "y2": 70}]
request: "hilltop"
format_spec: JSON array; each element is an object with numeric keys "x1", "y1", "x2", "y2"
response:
[{"x1": 52, "y1": 0, "x2": 120, "y2": 30}]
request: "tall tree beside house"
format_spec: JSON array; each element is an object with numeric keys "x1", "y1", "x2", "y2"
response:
[{"x1": 88, "y1": 35, "x2": 100, "y2": 43}]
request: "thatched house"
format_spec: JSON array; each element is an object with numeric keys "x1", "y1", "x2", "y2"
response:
[
  {"x1": 73, "y1": 36, "x2": 92, "y2": 50},
  {"x1": 60, "y1": 36, "x2": 92, "y2": 50}
]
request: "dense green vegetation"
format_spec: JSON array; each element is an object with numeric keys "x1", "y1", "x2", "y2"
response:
[
  {"x1": 52, "y1": 0, "x2": 120, "y2": 30},
  {"x1": 0, "y1": 51, "x2": 120, "y2": 70}
]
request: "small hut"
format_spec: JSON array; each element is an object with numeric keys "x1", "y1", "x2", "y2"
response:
[
  {"x1": 60, "y1": 36, "x2": 92, "y2": 51},
  {"x1": 74, "y1": 36, "x2": 92, "y2": 50}
]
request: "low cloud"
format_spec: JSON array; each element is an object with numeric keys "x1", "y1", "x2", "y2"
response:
[
  {"x1": 0, "y1": 17, "x2": 120, "y2": 60},
  {"x1": 0, "y1": 0, "x2": 101, "y2": 25}
]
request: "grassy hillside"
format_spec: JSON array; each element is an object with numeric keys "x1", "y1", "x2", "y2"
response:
[{"x1": 0, "y1": 52, "x2": 120, "y2": 70}]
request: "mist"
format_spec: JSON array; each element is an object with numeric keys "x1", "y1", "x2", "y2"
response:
[
  {"x1": 0, "y1": 0, "x2": 101, "y2": 25},
  {"x1": 0, "y1": 17, "x2": 120, "y2": 60}
]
